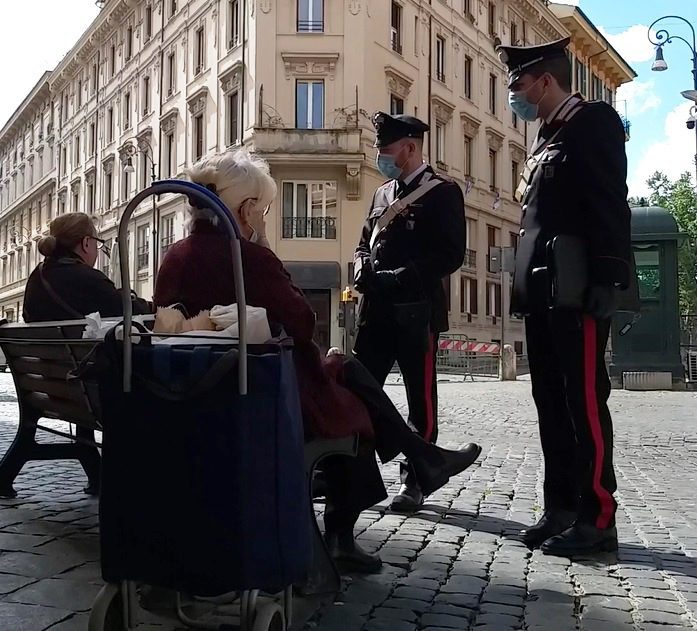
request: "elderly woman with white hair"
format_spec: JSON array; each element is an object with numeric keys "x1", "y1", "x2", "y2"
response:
[{"x1": 154, "y1": 150, "x2": 480, "y2": 574}]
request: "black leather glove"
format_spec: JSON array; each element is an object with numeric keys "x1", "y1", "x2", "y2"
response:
[
  {"x1": 584, "y1": 285, "x2": 618, "y2": 320},
  {"x1": 371, "y1": 270, "x2": 402, "y2": 297},
  {"x1": 354, "y1": 262, "x2": 372, "y2": 293}
]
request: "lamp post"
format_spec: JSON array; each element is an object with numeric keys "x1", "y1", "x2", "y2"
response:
[
  {"x1": 648, "y1": 15, "x2": 697, "y2": 185},
  {"x1": 122, "y1": 139, "x2": 160, "y2": 280}
]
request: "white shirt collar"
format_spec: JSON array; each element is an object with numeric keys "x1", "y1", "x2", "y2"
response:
[
  {"x1": 401, "y1": 162, "x2": 428, "y2": 186},
  {"x1": 545, "y1": 94, "x2": 576, "y2": 124}
]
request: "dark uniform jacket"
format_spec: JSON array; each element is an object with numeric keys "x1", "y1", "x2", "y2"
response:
[
  {"x1": 23, "y1": 252, "x2": 151, "y2": 322},
  {"x1": 511, "y1": 99, "x2": 632, "y2": 316},
  {"x1": 354, "y1": 165, "x2": 465, "y2": 333}
]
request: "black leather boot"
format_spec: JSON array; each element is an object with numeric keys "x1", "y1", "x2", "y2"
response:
[
  {"x1": 521, "y1": 510, "x2": 577, "y2": 549},
  {"x1": 324, "y1": 530, "x2": 382, "y2": 574},
  {"x1": 410, "y1": 443, "x2": 482, "y2": 496},
  {"x1": 541, "y1": 523, "x2": 618, "y2": 557},
  {"x1": 389, "y1": 484, "x2": 424, "y2": 513}
]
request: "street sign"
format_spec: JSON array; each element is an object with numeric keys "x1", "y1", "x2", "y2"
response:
[{"x1": 488, "y1": 246, "x2": 516, "y2": 274}]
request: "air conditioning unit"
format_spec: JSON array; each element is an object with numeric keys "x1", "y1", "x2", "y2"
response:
[{"x1": 688, "y1": 351, "x2": 697, "y2": 382}]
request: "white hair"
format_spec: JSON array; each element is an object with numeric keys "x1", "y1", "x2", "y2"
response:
[{"x1": 185, "y1": 149, "x2": 277, "y2": 226}]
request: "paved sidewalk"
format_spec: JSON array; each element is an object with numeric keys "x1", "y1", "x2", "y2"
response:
[{"x1": 0, "y1": 373, "x2": 697, "y2": 630}]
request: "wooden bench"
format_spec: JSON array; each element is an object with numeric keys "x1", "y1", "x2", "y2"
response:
[{"x1": 0, "y1": 318, "x2": 355, "y2": 598}]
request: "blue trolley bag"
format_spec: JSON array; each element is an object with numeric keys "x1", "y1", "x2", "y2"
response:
[
  {"x1": 96, "y1": 180, "x2": 311, "y2": 596},
  {"x1": 97, "y1": 336, "x2": 311, "y2": 596}
]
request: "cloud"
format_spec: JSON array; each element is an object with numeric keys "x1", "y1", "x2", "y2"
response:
[
  {"x1": 628, "y1": 102, "x2": 696, "y2": 197},
  {"x1": 600, "y1": 25, "x2": 655, "y2": 64},
  {"x1": 616, "y1": 80, "x2": 662, "y2": 117}
]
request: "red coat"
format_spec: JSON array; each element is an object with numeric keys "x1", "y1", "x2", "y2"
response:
[{"x1": 154, "y1": 220, "x2": 373, "y2": 440}]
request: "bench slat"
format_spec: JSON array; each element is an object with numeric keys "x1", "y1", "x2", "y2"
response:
[
  {"x1": 10, "y1": 358, "x2": 75, "y2": 381},
  {"x1": 25, "y1": 392, "x2": 100, "y2": 428},
  {"x1": 2, "y1": 343, "x2": 94, "y2": 362},
  {"x1": 17, "y1": 374, "x2": 87, "y2": 404},
  {"x1": 0, "y1": 324, "x2": 87, "y2": 340}
]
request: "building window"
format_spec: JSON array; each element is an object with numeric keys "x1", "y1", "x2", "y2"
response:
[
  {"x1": 62, "y1": 94, "x2": 69, "y2": 123},
  {"x1": 89, "y1": 122, "x2": 96, "y2": 156},
  {"x1": 72, "y1": 189, "x2": 79, "y2": 213},
  {"x1": 281, "y1": 181, "x2": 337, "y2": 240},
  {"x1": 195, "y1": 27, "x2": 205, "y2": 74},
  {"x1": 136, "y1": 224, "x2": 150, "y2": 271},
  {"x1": 167, "y1": 53, "x2": 176, "y2": 95},
  {"x1": 91, "y1": 63, "x2": 98, "y2": 95},
  {"x1": 509, "y1": 230, "x2": 519, "y2": 252},
  {"x1": 143, "y1": 76, "x2": 151, "y2": 115},
  {"x1": 76, "y1": 79, "x2": 82, "y2": 108},
  {"x1": 163, "y1": 131, "x2": 175, "y2": 177},
  {"x1": 486, "y1": 282, "x2": 502, "y2": 317},
  {"x1": 145, "y1": 5, "x2": 153, "y2": 40},
  {"x1": 297, "y1": 0, "x2": 323, "y2": 33},
  {"x1": 606, "y1": 87, "x2": 614, "y2": 106},
  {"x1": 107, "y1": 107, "x2": 114, "y2": 143},
  {"x1": 60, "y1": 146, "x2": 67, "y2": 177},
  {"x1": 122, "y1": 170, "x2": 130, "y2": 200},
  {"x1": 511, "y1": 160, "x2": 520, "y2": 191},
  {"x1": 101, "y1": 239, "x2": 112, "y2": 277},
  {"x1": 104, "y1": 172, "x2": 112, "y2": 208},
  {"x1": 109, "y1": 44, "x2": 116, "y2": 77},
  {"x1": 296, "y1": 80, "x2": 324, "y2": 129},
  {"x1": 489, "y1": 73, "x2": 497, "y2": 114},
  {"x1": 436, "y1": 36, "x2": 446, "y2": 82},
  {"x1": 510, "y1": 20, "x2": 518, "y2": 45},
  {"x1": 464, "y1": 55, "x2": 472, "y2": 99},
  {"x1": 140, "y1": 154, "x2": 150, "y2": 189},
  {"x1": 228, "y1": 0, "x2": 240, "y2": 48},
  {"x1": 123, "y1": 92, "x2": 131, "y2": 130},
  {"x1": 488, "y1": 1, "x2": 496, "y2": 36},
  {"x1": 463, "y1": 135, "x2": 473, "y2": 177},
  {"x1": 391, "y1": 2, "x2": 402, "y2": 54},
  {"x1": 125, "y1": 26, "x2": 133, "y2": 61},
  {"x1": 575, "y1": 58, "x2": 587, "y2": 97},
  {"x1": 74, "y1": 135, "x2": 81, "y2": 166},
  {"x1": 227, "y1": 92, "x2": 239, "y2": 146},
  {"x1": 87, "y1": 182, "x2": 95, "y2": 213},
  {"x1": 169, "y1": 0, "x2": 177, "y2": 17},
  {"x1": 390, "y1": 94, "x2": 404, "y2": 115},
  {"x1": 193, "y1": 113, "x2": 204, "y2": 162},
  {"x1": 460, "y1": 276, "x2": 478, "y2": 315},
  {"x1": 487, "y1": 224, "x2": 500, "y2": 272},
  {"x1": 512, "y1": 111, "x2": 519, "y2": 129},
  {"x1": 489, "y1": 148, "x2": 497, "y2": 191},
  {"x1": 435, "y1": 123, "x2": 445, "y2": 166},
  {"x1": 161, "y1": 215, "x2": 175, "y2": 255}
]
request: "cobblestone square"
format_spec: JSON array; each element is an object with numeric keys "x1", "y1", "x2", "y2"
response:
[{"x1": 0, "y1": 373, "x2": 696, "y2": 630}]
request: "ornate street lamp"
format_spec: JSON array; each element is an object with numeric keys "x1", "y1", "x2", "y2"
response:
[{"x1": 648, "y1": 15, "x2": 697, "y2": 184}]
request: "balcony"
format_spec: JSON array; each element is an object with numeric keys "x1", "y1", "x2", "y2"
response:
[
  {"x1": 252, "y1": 128, "x2": 363, "y2": 164},
  {"x1": 463, "y1": 249, "x2": 477, "y2": 270},
  {"x1": 297, "y1": 20, "x2": 323, "y2": 33},
  {"x1": 282, "y1": 216, "x2": 336, "y2": 240}
]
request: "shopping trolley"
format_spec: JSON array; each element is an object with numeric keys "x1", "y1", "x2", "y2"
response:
[{"x1": 88, "y1": 181, "x2": 317, "y2": 631}]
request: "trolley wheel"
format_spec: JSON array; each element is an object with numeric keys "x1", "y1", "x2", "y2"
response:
[
  {"x1": 252, "y1": 602, "x2": 286, "y2": 631},
  {"x1": 88, "y1": 583, "x2": 125, "y2": 631}
]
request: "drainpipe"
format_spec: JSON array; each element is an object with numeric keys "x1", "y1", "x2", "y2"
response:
[{"x1": 241, "y1": 0, "x2": 247, "y2": 140}]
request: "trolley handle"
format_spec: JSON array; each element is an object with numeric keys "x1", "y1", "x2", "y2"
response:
[{"x1": 118, "y1": 180, "x2": 247, "y2": 396}]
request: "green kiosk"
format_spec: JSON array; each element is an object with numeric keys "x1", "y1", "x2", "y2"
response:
[{"x1": 610, "y1": 206, "x2": 685, "y2": 390}]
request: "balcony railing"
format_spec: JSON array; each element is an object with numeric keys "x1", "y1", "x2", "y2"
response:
[
  {"x1": 161, "y1": 233, "x2": 175, "y2": 256},
  {"x1": 463, "y1": 248, "x2": 477, "y2": 269},
  {"x1": 391, "y1": 30, "x2": 402, "y2": 54},
  {"x1": 282, "y1": 216, "x2": 336, "y2": 240},
  {"x1": 297, "y1": 20, "x2": 323, "y2": 33}
]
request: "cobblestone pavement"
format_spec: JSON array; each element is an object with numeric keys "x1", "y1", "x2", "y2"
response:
[{"x1": 1, "y1": 372, "x2": 697, "y2": 630}]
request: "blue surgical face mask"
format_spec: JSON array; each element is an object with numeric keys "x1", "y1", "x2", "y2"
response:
[
  {"x1": 376, "y1": 153, "x2": 403, "y2": 180},
  {"x1": 508, "y1": 76, "x2": 546, "y2": 122}
]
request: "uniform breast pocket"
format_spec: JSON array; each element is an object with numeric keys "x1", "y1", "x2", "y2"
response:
[{"x1": 540, "y1": 145, "x2": 567, "y2": 181}]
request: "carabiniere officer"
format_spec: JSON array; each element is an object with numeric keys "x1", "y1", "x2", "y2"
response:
[
  {"x1": 497, "y1": 37, "x2": 633, "y2": 556},
  {"x1": 353, "y1": 112, "x2": 481, "y2": 513}
]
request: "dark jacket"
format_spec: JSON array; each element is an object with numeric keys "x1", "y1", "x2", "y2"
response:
[
  {"x1": 354, "y1": 165, "x2": 465, "y2": 334},
  {"x1": 23, "y1": 252, "x2": 151, "y2": 322},
  {"x1": 153, "y1": 220, "x2": 373, "y2": 440},
  {"x1": 511, "y1": 100, "x2": 633, "y2": 315}
]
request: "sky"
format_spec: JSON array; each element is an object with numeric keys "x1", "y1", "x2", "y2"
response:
[{"x1": 0, "y1": 0, "x2": 695, "y2": 198}]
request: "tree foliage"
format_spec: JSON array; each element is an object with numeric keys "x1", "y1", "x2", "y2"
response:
[{"x1": 642, "y1": 171, "x2": 697, "y2": 315}]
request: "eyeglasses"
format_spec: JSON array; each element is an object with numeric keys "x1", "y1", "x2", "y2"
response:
[{"x1": 89, "y1": 236, "x2": 111, "y2": 257}]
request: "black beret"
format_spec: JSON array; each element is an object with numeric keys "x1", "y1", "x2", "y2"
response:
[
  {"x1": 372, "y1": 111, "x2": 429, "y2": 148},
  {"x1": 496, "y1": 37, "x2": 571, "y2": 88}
]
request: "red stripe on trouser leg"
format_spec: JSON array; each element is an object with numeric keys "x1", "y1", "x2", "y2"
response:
[
  {"x1": 422, "y1": 335, "x2": 435, "y2": 442},
  {"x1": 582, "y1": 316, "x2": 614, "y2": 530}
]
